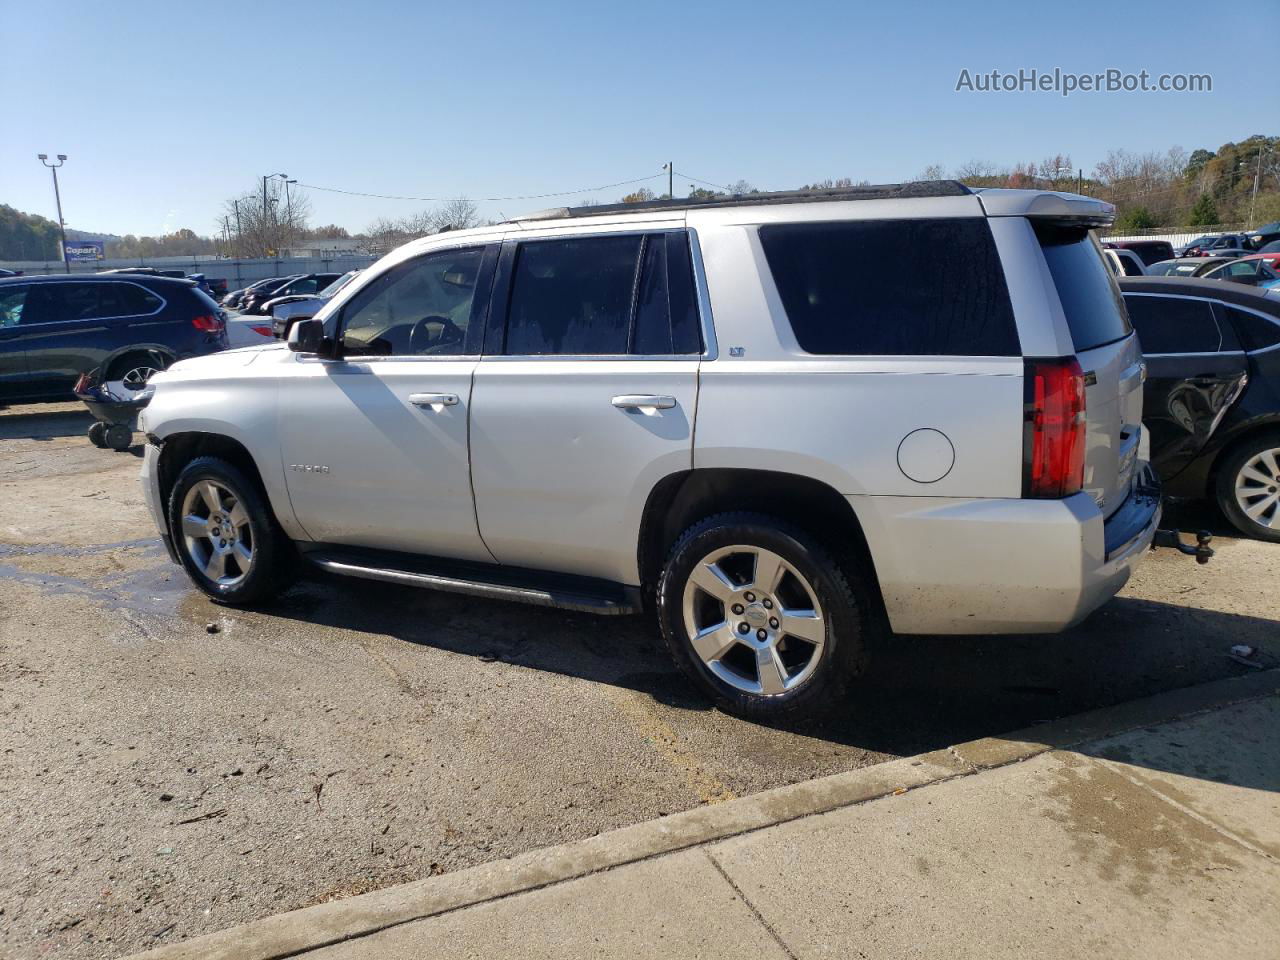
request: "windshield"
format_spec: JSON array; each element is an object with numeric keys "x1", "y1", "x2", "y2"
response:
[{"x1": 319, "y1": 271, "x2": 358, "y2": 297}]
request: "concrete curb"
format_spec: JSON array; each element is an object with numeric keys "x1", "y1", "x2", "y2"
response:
[{"x1": 132, "y1": 669, "x2": 1280, "y2": 960}]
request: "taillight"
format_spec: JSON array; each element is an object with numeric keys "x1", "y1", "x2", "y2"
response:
[
  {"x1": 192, "y1": 314, "x2": 222, "y2": 332},
  {"x1": 1023, "y1": 357, "x2": 1086, "y2": 499},
  {"x1": 250, "y1": 325, "x2": 272, "y2": 337}
]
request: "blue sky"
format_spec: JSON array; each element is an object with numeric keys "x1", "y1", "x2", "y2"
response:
[{"x1": 2, "y1": 0, "x2": 1269, "y2": 237}]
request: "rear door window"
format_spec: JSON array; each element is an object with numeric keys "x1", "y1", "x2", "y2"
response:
[
  {"x1": 111, "y1": 282, "x2": 163, "y2": 315},
  {"x1": 504, "y1": 235, "x2": 641, "y2": 355},
  {"x1": 1122, "y1": 295, "x2": 1223, "y2": 354},
  {"x1": 758, "y1": 218, "x2": 1019, "y2": 356},
  {"x1": 1035, "y1": 224, "x2": 1132, "y2": 351}
]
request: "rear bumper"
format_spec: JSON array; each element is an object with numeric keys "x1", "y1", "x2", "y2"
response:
[{"x1": 850, "y1": 474, "x2": 1161, "y2": 635}]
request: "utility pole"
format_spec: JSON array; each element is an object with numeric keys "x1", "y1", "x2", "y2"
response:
[
  {"x1": 664, "y1": 161, "x2": 673, "y2": 199},
  {"x1": 38, "y1": 154, "x2": 71, "y2": 273},
  {"x1": 233, "y1": 200, "x2": 243, "y2": 257},
  {"x1": 1077, "y1": 168, "x2": 1083, "y2": 195},
  {"x1": 1248, "y1": 144, "x2": 1264, "y2": 228}
]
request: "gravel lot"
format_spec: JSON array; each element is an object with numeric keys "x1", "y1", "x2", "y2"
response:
[{"x1": 2, "y1": 402, "x2": 1277, "y2": 959}]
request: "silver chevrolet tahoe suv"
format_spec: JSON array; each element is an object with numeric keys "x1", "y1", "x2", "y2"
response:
[{"x1": 140, "y1": 182, "x2": 1165, "y2": 720}]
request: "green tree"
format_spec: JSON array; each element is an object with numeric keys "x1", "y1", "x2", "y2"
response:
[
  {"x1": 1114, "y1": 206, "x2": 1157, "y2": 232},
  {"x1": 1188, "y1": 193, "x2": 1220, "y2": 227}
]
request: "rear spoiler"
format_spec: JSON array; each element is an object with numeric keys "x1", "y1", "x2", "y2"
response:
[{"x1": 974, "y1": 189, "x2": 1115, "y2": 227}]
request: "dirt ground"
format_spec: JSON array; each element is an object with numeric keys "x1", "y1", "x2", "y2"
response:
[{"x1": 1, "y1": 403, "x2": 1277, "y2": 959}]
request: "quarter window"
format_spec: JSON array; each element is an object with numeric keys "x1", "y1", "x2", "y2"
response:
[
  {"x1": 1122, "y1": 295, "x2": 1222, "y2": 354},
  {"x1": 340, "y1": 248, "x2": 486, "y2": 357},
  {"x1": 1225, "y1": 306, "x2": 1280, "y2": 351},
  {"x1": 758, "y1": 219, "x2": 1019, "y2": 356}
]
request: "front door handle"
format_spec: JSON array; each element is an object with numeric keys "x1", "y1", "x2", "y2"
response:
[
  {"x1": 409, "y1": 392, "x2": 459, "y2": 408},
  {"x1": 612, "y1": 394, "x2": 676, "y2": 411}
]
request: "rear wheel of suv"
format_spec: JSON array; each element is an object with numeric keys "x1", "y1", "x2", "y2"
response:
[
  {"x1": 168, "y1": 456, "x2": 296, "y2": 604},
  {"x1": 1215, "y1": 432, "x2": 1280, "y2": 543},
  {"x1": 108, "y1": 352, "x2": 167, "y2": 391},
  {"x1": 656, "y1": 512, "x2": 873, "y2": 721}
]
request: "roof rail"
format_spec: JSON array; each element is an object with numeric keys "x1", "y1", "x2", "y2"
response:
[{"x1": 507, "y1": 180, "x2": 973, "y2": 223}]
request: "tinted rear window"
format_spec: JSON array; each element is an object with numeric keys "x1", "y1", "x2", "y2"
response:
[
  {"x1": 758, "y1": 218, "x2": 1019, "y2": 356},
  {"x1": 1122, "y1": 295, "x2": 1222, "y2": 353},
  {"x1": 1036, "y1": 224, "x2": 1131, "y2": 352}
]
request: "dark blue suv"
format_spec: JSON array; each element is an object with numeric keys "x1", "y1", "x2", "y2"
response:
[{"x1": 0, "y1": 274, "x2": 227, "y2": 402}]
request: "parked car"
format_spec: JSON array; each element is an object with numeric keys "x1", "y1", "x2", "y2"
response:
[
  {"x1": 98, "y1": 266, "x2": 187, "y2": 278},
  {"x1": 140, "y1": 184, "x2": 1202, "y2": 720},
  {"x1": 268, "y1": 270, "x2": 362, "y2": 338},
  {"x1": 240, "y1": 273, "x2": 342, "y2": 315},
  {"x1": 1178, "y1": 234, "x2": 1254, "y2": 257},
  {"x1": 1247, "y1": 222, "x2": 1280, "y2": 250},
  {"x1": 1120, "y1": 276, "x2": 1280, "y2": 541},
  {"x1": 1146, "y1": 256, "x2": 1238, "y2": 278},
  {"x1": 224, "y1": 313, "x2": 277, "y2": 348},
  {"x1": 1198, "y1": 257, "x2": 1280, "y2": 288},
  {"x1": 0, "y1": 268, "x2": 21, "y2": 279},
  {"x1": 223, "y1": 276, "x2": 298, "y2": 310},
  {"x1": 1103, "y1": 239, "x2": 1174, "y2": 266},
  {"x1": 200, "y1": 277, "x2": 229, "y2": 299},
  {"x1": 0, "y1": 274, "x2": 227, "y2": 402},
  {"x1": 1105, "y1": 248, "x2": 1147, "y2": 277}
]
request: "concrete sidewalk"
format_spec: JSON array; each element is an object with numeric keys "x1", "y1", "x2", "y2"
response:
[{"x1": 135, "y1": 672, "x2": 1280, "y2": 960}]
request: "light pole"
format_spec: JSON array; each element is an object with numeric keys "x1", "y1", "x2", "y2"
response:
[
  {"x1": 262, "y1": 173, "x2": 288, "y2": 254},
  {"x1": 38, "y1": 153, "x2": 70, "y2": 273}
]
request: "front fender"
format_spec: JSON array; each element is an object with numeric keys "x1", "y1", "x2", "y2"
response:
[{"x1": 143, "y1": 373, "x2": 304, "y2": 540}]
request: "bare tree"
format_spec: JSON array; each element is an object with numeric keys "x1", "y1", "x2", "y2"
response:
[
  {"x1": 428, "y1": 197, "x2": 480, "y2": 231},
  {"x1": 222, "y1": 180, "x2": 311, "y2": 257}
]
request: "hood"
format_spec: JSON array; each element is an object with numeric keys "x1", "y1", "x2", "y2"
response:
[{"x1": 150, "y1": 342, "x2": 285, "y2": 384}]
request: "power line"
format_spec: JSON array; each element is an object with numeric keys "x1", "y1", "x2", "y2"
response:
[
  {"x1": 294, "y1": 172, "x2": 667, "y2": 204},
  {"x1": 677, "y1": 171, "x2": 734, "y2": 192}
]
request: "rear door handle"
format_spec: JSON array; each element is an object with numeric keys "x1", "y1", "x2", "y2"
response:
[
  {"x1": 612, "y1": 394, "x2": 676, "y2": 411},
  {"x1": 408, "y1": 392, "x2": 459, "y2": 408}
]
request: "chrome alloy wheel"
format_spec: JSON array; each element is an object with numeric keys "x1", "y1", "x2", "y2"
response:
[
  {"x1": 180, "y1": 480, "x2": 255, "y2": 586},
  {"x1": 681, "y1": 544, "x2": 826, "y2": 697},
  {"x1": 1235, "y1": 446, "x2": 1280, "y2": 530},
  {"x1": 120, "y1": 364, "x2": 160, "y2": 389}
]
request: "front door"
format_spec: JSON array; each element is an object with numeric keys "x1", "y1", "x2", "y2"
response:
[
  {"x1": 1124, "y1": 292, "x2": 1249, "y2": 480},
  {"x1": 0, "y1": 284, "x2": 32, "y2": 399},
  {"x1": 278, "y1": 244, "x2": 497, "y2": 561},
  {"x1": 470, "y1": 230, "x2": 703, "y2": 585}
]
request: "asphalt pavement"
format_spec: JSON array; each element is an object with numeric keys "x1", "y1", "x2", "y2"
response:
[{"x1": 1, "y1": 402, "x2": 1277, "y2": 959}]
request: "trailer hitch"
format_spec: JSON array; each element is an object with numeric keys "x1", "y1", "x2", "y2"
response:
[{"x1": 1152, "y1": 528, "x2": 1214, "y2": 564}]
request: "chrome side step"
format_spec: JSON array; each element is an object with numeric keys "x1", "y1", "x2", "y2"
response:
[{"x1": 305, "y1": 550, "x2": 641, "y2": 616}]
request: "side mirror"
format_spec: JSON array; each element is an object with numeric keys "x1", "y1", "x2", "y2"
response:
[{"x1": 288, "y1": 317, "x2": 325, "y2": 354}]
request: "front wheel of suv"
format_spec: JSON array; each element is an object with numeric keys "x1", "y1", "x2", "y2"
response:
[
  {"x1": 1215, "y1": 432, "x2": 1280, "y2": 543},
  {"x1": 168, "y1": 456, "x2": 296, "y2": 604},
  {"x1": 656, "y1": 512, "x2": 875, "y2": 721}
]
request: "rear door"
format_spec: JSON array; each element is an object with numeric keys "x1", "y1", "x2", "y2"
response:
[
  {"x1": 1123, "y1": 293, "x2": 1248, "y2": 480},
  {"x1": 1036, "y1": 225, "x2": 1142, "y2": 515},
  {"x1": 469, "y1": 229, "x2": 701, "y2": 585}
]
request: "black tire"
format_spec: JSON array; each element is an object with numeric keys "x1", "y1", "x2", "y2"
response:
[
  {"x1": 1215, "y1": 431, "x2": 1280, "y2": 543},
  {"x1": 168, "y1": 456, "x2": 296, "y2": 605},
  {"x1": 108, "y1": 351, "x2": 168, "y2": 391},
  {"x1": 105, "y1": 423, "x2": 133, "y2": 451},
  {"x1": 87, "y1": 421, "x2": 108, "y2": 448},
  {"x1": 656, "y1": 512, "x2": 876, "y2": 721}
]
